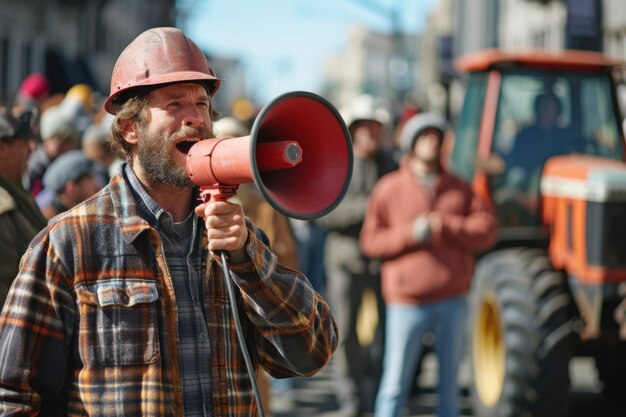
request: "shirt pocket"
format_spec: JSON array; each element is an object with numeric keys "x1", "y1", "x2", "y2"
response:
[{"x1": 75, "y1": 279, "x2": 161, "y2": 367}]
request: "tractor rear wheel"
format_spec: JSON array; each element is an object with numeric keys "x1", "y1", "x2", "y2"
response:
[{"x1": 468, "y1": 248, "x2": 573, "y2": 417}]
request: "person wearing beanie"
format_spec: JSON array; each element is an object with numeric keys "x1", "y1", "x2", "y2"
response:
[
  {"x1": 0, "y1": 107, "x2": 47, "y2": 308},
  {"x1": 40, "y1": 150, "x2": 104, "y2": 220},
  {"x1": 25, "y1": 104, "x2": 80, "y2": 198},
  {"x1": 360, "y1": 112, "x2": 498, "y2": 417}
]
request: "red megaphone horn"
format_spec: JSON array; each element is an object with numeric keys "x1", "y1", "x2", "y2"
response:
[{"x1": 186, "y1": 91, "x2": 353, "y2": 220}]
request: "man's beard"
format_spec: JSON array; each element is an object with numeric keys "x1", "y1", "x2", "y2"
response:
[{"x1": 136, "y1": 124, "x2": 212, "y2": 187}]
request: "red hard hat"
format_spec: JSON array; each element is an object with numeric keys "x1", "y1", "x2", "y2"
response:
[{"x1": 104, "y1": 27, "x2": 221, "y2": 114}]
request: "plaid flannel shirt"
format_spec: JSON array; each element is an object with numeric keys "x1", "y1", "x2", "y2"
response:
[{"x1": 0, "y1": 169, "x2": 338, "y2": 416}]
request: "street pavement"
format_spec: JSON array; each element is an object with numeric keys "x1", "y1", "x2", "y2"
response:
[
  {"x1": 267, "y1": 353, "x2": 472, "y2": 417},
  {"x1": 267, "y1": 354, "x2": 622, "y2": 417}
]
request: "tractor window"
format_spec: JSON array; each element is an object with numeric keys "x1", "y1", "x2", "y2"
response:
[
  {"x1": 580, "y1": 77, "x2": 622, "y2": 157},
  {"x1": 493, "y1": 76, "x2": 571, "y2": 156},
  {"x1": 450, "y1": 72, "x2": 488, "y2": 181},
  {"x1": 490, "y1": 71, "x2": 624, "y2": 228}
]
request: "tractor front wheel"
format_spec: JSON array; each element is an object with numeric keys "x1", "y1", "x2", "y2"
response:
[{"x1": 468, "y1": 248, "x2": 573, "y2": 417}]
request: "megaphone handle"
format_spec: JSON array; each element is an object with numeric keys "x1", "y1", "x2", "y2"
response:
[
  {"x1": 199, "y1": 185, "x2": 239, "y2": 203},
  {"x1": 217, "y1": 250, "x2": 267, "y2": 417}
]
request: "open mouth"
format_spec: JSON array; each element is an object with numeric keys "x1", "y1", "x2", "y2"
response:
[{"x1": 175, "y1": 140, "x2": 198, "y2": 154}]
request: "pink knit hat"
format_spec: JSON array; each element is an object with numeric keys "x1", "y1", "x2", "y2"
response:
[{"x1": 18, "y1": 73, "x2": 50, "y2": 102}]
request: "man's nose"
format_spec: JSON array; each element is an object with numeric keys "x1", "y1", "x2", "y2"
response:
[{"x1": 182, "y1": 105, "x2": 205, "y2": 128}]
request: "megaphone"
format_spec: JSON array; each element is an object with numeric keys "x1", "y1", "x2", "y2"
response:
[{"x1": 186, "y1": 91, "x2": 353, "y2": 220}]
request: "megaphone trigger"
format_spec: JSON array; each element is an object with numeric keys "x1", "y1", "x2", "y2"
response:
[{"x1": 198, "y1": 185, "x2": 239, "y2": 204}]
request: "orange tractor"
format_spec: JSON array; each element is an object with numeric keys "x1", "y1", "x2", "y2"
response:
[{"x1": 450, "y1": 49, "x2": 626, "y2": 417}]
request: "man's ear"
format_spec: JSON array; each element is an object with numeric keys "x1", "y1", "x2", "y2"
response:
[{"x1": 118, "y1": 118, "x2": 139, "y2": 145}]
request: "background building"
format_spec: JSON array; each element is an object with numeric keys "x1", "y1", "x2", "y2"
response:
[
  {"x1": 452, "y1": 0, "x2": 499, "y2": 56},
  {"x1": 452, "y1": 0, "x2": 608, "y2": 55},
  {"x1": 0, "y1": 0, "x2": 176, "y2": 105},
  {"x1": 604, "y1": 0, "x2": 626, "y2": 61},
  {"x1": 322, "y1": 25, "x2": 421, "y2": 115}
]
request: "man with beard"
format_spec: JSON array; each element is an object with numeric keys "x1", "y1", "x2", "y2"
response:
[
  {"x1": 0, "y1": 27, "x2": 338, "y2": 417},
  {"x1": 360, "y1": 113, "x2": 498, "y2": 417}
]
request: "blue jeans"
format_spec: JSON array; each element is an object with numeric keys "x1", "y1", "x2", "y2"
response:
[{"x1": 375, "y1": 296, "x2": 468, "y2": 417}]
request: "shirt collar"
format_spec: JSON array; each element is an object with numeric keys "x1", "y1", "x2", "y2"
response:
[
  {"x1": 123, "y1": 164, "x2": 203, "y2": 241},
  {"x1": 123, "y1": 164, "x2": 167, "y2": 228}
]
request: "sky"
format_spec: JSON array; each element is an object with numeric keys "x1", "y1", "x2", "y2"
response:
[{"x1": 179, "y1": 0, "x2": 438, "y2": 105}]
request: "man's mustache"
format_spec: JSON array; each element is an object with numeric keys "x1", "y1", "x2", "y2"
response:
[{"x1": 174, "y1": 126, "x2": 213, "y2": 140}]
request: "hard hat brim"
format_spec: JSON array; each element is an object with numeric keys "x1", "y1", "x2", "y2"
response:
[{"x1": 104, "y1": 71, "x2": 221, "y2": 115}]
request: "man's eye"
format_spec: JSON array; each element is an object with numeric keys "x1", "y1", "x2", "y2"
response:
[
  {"x1": 167, "y1": 101, "x2": 180, "y2": 107},
  {"x1": 198, "y1": 102, "x2": 209, "y2": 108}
]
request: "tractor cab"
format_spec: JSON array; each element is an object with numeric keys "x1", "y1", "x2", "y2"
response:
[{"x1": 450, "y1": 50, "x2": 625, "y2": 241}]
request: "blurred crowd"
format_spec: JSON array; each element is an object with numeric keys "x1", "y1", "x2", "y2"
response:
[
  {"x1": 1, "y1": 70, "x2": 494, "y2": 417},
  {"x1": 0, "y1": 73, "x2": 124, "y2": 306},
  {"x1": 5, "y1": 73, "x2": 124, "y2": 220}
]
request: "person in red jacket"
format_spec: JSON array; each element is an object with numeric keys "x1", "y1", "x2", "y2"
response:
[{"x1": 360, "y1": 112, "x2": 498, "y2": 417}]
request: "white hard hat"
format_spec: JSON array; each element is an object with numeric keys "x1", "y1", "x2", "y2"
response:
[{"x1": 341, "y1": 94, "x2": 392, "y2": 128}]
